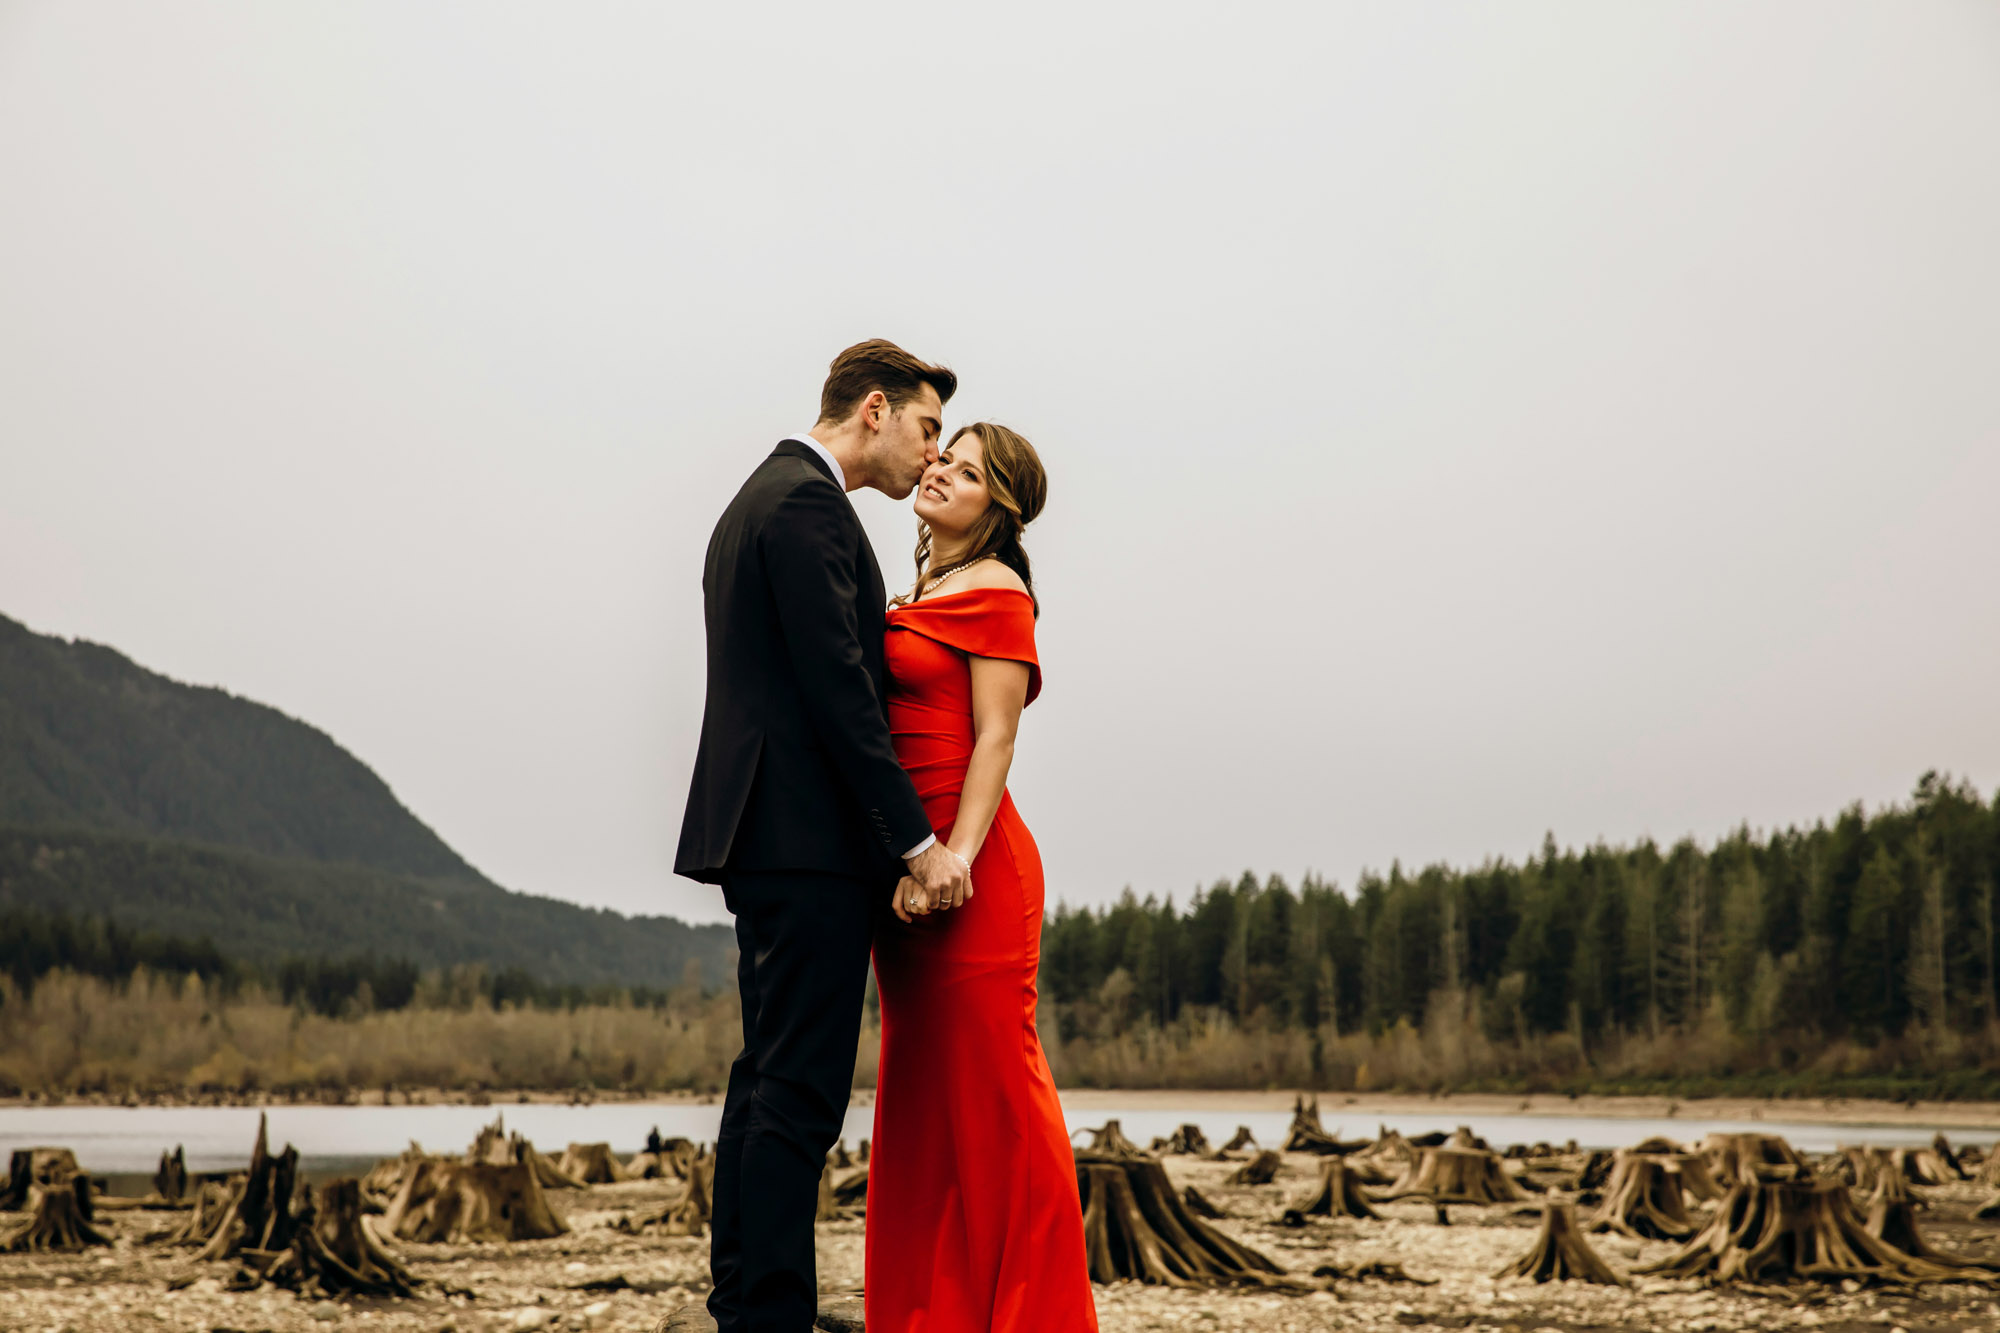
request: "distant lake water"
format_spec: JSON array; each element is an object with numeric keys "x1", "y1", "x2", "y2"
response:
[{"x1": 3, "y1": 1099, "x2": 1992, "y2": 1176}]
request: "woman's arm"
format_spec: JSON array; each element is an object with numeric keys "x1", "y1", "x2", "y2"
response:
[{"x1": 947, "y1": 653, "x2": 1032, "y2": 866}]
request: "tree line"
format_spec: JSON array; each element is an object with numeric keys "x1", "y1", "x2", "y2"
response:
[
  {"x1": 1040, "y1": 773, "x2": 2000, "y2": 1091},
  {"x1": 0, "y1": 905, "x2": 693, "y2": 1018}
]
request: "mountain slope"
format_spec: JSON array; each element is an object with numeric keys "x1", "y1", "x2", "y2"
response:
[
  {"x1": 0, "y1": 613, "x2": 476, "y2": 877},
  {"x1": 0, "y1": 826, "x2": 728, "y2": 988},
  {"x1": 0, "y1": 613, "x2": 732, "y2": 988}
]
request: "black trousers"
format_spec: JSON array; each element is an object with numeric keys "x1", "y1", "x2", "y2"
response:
[{"x1": 708, "y1": 870, "x2": 875, "y2": 1333}]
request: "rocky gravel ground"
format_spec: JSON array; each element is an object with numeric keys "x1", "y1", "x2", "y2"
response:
[{"x1": 5, "y1": 1154, "x2": 2000, "y2": 1333}]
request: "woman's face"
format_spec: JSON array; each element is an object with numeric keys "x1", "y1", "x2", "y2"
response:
[{"x1": 913, "y1": 432, "x2": 991, "y2": 535}]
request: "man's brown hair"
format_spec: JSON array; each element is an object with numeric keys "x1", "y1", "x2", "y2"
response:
[{"x1": 818, "y1": 338, "x2": 957, "y2": 425}]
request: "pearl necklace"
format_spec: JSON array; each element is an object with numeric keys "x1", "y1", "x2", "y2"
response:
[{"x1": 921, "y1": 553, "x2": 992, "y2": 597}]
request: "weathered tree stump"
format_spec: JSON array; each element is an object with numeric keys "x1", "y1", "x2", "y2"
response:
[
  {"x1": 468, "y1": 1116, "x2": 587, "y2": 1190},
  {"x1": 1862, "y1": 1173, "x2": 1995, "y2": 1273},
  {"x1": 361, "y1": 1143, "x2": 431, "y2": 1208},
  {"x1": 257, "y1": 1179, "x2": 422, "y2": 1298},
  {"x1": 831, "y1": 1168, "x2": 869, "y2": 1210},
  {"x1": 618, "y1": 1157, "x2": 712, "y2": 1236},
  {"x1": 2, "y1": 1148, "x2": 81, "y2": 1211},
  {"x1": 1182, "y1": 1185, "x2": 1226, "y2": 1219},
  {"x1": 1637, "y1": 1176, "x2": 1988, "y2": 1287},
  {"x1": 196, "y1": 1112, "x2": 303, "y2": 1262},
  {"x1": 1154, "y1": 1124, "x2": 1211, "y2": 1156},
  {"x1": 1974, "y1": 1194, "x2": 2000, "y2": 1221},
  {"x1": 382, "y1": 1138, "x2": 569, "y2": 1243},
  {"x1": 0, "y1": 1174, "x2": 112, "y2": 1252},
  {"x1": 152, "y1": 1146, "x2": 188, "y2": 1203},
  {"x1": 1079, "y1": 1120, "x2": 1148, "y2": 1158},
  {"x1": 1586, "y1": 1152, "x2": 1697, "y2": 1241},
  {"x1": 627, "y1": 1135, "x2": 697, "y2": 1181},
  {"x1": 1495, "y1": 1195, "x2": 1627, "y2": 1285},
  {"x1": 1282, "y1": 1095, "x2": 1353, "y2": 1155},
  {"x1": 1292, "y1": 1158, "x2": 1380, "y2": 1220},
  {"x1": 160, "y1": 1179, "x2": 238, "y2": 1246},
  {"x1": 1977, "y1": 1142, "x2": 2000, "y2": 1190},
  {"x1": 815, "y1": 1163, "x2": 838, "y2": 1221},
  {"x1": 1378, "y1": 1146, "x2": 1525, "y2": 1205},
  {"x1": 1227, "y1": 1151, "x2": 1283, "y2": 1186},
  {"x1": 1075, "y1": 1152, "x2": 1287, "y2": 1287},
  {"x1": 1893, "y1": 1145, "x2": 1962, "y2": 1186},
  {"x1": 558, "y1": 1142, "x2": 631, "y2": 1184},
  {"x1": 1699, "y1": 1132, "x2": 1806, "y2": 1188},
  {"x1": 1219, "y1": 1126, "x2": 1258, "y2": 1154},
  {"x1": 1931, "y1": 1133, "x2": 1965, "y2": 1178},
  {"x1": 1359, "y1": 1128, "x2": 1418, "y2": 1174}
]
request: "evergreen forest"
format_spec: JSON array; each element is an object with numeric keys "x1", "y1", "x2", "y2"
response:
[{"x1": 1037, "y1": 773, "x2": 2000, "y2": 1099}]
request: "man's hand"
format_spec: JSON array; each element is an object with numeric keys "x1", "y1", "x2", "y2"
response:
[{"x1": 905, "y1": 841, "x2": 972, "y2": 912}]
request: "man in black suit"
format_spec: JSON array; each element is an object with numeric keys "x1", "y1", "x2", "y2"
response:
[{"x1": 676, "y1": 339, "x2": 973, "y2": 1333}]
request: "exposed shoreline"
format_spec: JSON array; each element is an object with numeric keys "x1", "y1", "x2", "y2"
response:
[{"x1": 8, "y1": 1086, "x2": 2000, "y2": 1133}]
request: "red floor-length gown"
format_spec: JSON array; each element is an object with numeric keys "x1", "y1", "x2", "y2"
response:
[{"x1": 866, "y1": 586, "x2": 1098, "y2": 1332}]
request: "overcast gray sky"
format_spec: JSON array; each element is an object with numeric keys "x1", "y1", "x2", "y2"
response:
[{"x1": 4, "y1": 2, "x2": 1997, "y2": 926}]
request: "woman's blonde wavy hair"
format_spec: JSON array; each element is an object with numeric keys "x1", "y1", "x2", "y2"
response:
[{"x1": 896, "y1": 422, "x2": 1047, "y2": 617}]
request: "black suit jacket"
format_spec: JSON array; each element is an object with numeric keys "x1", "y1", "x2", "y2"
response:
[{"x1": 674, "y1": 441, "x2": 934, "y2": 885}]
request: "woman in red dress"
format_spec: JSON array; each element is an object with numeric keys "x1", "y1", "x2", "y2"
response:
[{"x1": 866, "y1": 423, "x2": 1098, "y2": 1332}]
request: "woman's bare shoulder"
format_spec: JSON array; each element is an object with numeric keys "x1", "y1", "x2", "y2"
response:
[{"x1": 957, "y1": 560, "x2": 1028, "y2": 595}]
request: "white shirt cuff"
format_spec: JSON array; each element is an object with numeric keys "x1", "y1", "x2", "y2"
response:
[{"x1": 902, "y1": 833, "x2": 937, "y2": 860}]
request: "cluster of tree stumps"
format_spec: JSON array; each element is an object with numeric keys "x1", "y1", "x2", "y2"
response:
[{"x1": 1070, "y1": 1114, "x2": 2000, "y2": 1296}]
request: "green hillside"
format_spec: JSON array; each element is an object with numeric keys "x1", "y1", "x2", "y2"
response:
[
  {"x1": 0, "y1": 612, "x2": 474, "y2": 875},
  {"x1": 0, "y1": 613, "x2": 732, "y2": 989}
]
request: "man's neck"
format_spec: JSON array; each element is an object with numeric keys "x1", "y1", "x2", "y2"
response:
[{"x1": 804, "y1": 425, "x2": 867, "y2": 494}]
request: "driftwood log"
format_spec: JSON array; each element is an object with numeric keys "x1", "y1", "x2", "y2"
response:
[
  {"x1": 1226, "y1": 1151, "x2": 1283, "y2": 1186},
  {"x1": 1496, "y1": 1195, "x2": 1627, "y2": 1285},
  {"x1": 382, "y1": 1139, "x2": 568, "y2": 1243},
  {"x1": 255, "y1": 1179, "x2": 422, "y2": 1299},
  {"x1": 1379, "y1": 1145, "x2": 1526, "y2": 1205},
  {"x1": 557, "y1": 1142, "x2": 630, "y2": 1184},
  {"x1": 2, "y1": 1148, "x2": 82, "y2": 1211},
  {"x1": 1587, "y1": 1152, "x2": 1698, "y2": 1241},
  {"x1": 1638, "y1": 1176, "x2": 1990, "y2": 1287},
  {"x1": 0, "y1": 1174, "x2": 112, "y2": 1253},
  {"x1": 1074, "y1": 1151, "x2": 1288, "y2": 1287},
  {"x1": 1292, "y1": 1158, "x2": 1381, "y2": 1220},
  {"x1": 196, "y1": 1113, "x2": 303, "y2": 1263}
]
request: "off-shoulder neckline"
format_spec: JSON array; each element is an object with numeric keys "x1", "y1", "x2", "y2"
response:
[{"x1": 888, "y1": 586, "x2": 1032, "y2": 611}]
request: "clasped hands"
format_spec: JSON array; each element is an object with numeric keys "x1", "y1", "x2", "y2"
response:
[{"x1": 895, "y1": 841, "x2": 974, "y2": 923}]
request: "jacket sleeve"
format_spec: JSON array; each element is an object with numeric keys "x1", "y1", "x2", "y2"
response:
[{"x1": 760, "y1": 480, "x2": 934, "y2": 859}]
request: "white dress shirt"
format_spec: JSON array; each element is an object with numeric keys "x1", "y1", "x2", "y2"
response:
[{"x1": 782, "y1": 434, "x2": 936, "y2": 863}]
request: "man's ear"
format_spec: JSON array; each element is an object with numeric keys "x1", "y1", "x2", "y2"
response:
[{"x1": 860, "y1": 389, "x2": 888, "y2": 434}]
